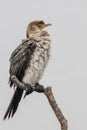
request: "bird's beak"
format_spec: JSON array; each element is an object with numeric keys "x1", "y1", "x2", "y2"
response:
[{"x1": 40, "y1": 23, "x2": 52, "y2": 30}]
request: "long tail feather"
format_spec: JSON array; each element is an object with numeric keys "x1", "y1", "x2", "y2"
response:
[{"x1": 3, "y1": 88, "x2": 23, "y2": 120}]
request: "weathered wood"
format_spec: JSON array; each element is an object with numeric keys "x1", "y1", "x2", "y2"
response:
[{"x1": 44, "y1": 87, "x2": 68, "y2": 130}]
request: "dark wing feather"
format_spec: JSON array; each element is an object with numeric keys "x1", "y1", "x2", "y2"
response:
[
  {"x1": 9, "y1": 39, "x2": 29, "y2": 61},
  {"x1": 9, "y1": 39, "x2": 36, "y2": 87},
  {"x1": 3, "y1": 39, "x2": 37, "y2": 120}
]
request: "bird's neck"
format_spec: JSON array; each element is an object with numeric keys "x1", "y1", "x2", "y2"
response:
[{"x1": 29, "y1": 30, "x2": 50, "y2": 40}]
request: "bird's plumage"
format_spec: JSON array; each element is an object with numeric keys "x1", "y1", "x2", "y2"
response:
[
  {"x1": 3, "y1": 88, "x2": 23, "y2": 119},
  {"x1": 4, "y1": 21, "x2": 51, "y2": 120},
  {"x1": 4, "y1": 39, "x2": 37, "y2": 119},
  {"x1": 22, "y1": 31, "x2": 51, "y2": 86},
  {"x1": 9, "y1": 39, "x2": 37, "y2": 87}
]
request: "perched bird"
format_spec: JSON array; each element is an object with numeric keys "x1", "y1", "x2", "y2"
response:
[{"x1": 3, "y1": 20, "x2": 52, "y2": 120}]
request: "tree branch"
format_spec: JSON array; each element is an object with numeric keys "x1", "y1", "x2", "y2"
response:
[
  {"x1": 11, "y1": 75, "x2": 26, "y2": 90},
  {"x1": 44, "y1": 87, "x2": 68, "y2": 130},
  {"x1": 11, "y1": 75, "x2": 68, "y2": 130}
]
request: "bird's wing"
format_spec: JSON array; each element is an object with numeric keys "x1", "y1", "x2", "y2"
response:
[{"x1": 9, "y1": 39, "x2": 36, "y2": 87}]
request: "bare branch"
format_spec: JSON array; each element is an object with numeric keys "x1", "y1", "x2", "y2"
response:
[
  {"x1": 44, "y1": 87, "x2": 68, "y2": 130},
  {"x1": 11, "y1": 75, "x2": 25, "y2": 90}
]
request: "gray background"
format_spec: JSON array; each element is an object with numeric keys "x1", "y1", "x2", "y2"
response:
[{"x1": 0, "y1": 0, "x2": 87, "y2": 130}]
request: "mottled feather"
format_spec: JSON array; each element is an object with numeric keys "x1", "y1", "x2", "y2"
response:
[
  {"x1": 9, "y1": 39, "x2": 36, "y2": 87},
  {"x1": 4, "y1": 39, "x2": 36, "y2": 119}
]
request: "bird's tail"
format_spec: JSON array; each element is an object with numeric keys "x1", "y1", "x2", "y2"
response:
[{"x1": 3, "y1": 88, "x2": 23, "y2": 120}]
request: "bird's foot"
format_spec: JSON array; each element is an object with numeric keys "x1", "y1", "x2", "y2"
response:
[
  {"x1": 34, "y1": 83, "x2": 45, "y2": 93},
  {"x1": 24, "y1": 84, "x2": 33, "y2": 98}
]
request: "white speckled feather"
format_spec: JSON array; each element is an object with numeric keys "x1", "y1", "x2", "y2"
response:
[{"x1": 22, "y1": 31, "x2": 51, "y2": 86}]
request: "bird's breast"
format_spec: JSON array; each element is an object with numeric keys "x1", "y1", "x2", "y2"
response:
[{"x1": 22, "y1": 38, "x2": 51, "y2": 86}]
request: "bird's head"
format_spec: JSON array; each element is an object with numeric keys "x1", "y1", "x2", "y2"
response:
[{"x1": 26, "y1": 20, "x2": 52, "y2": 38}]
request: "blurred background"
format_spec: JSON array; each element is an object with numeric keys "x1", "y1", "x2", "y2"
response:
[{"x1": 0, "y1": 0, "x2": 87, "y2": 130}]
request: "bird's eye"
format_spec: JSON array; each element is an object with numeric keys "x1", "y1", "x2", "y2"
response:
[
  {"x1": 38, "y1": 24, "x2": 41, "y2": 27},
  {"x1": 39, "y1": 21, "x2": 44, "y2": 24},
  {"x1": 38, "y1": 21, "x2": 44, "y2": 27}
]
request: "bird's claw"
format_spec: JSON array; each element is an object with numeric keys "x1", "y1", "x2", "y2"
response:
[
  {"x1": 24, "y1": 84, "x2": 33, "y2": 98},
  {"x1": 35, "y1": 83, "x2": 45, "y2": 93}
]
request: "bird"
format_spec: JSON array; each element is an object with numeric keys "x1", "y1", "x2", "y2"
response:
[{"x1": 3, "y1": 20, "x2": 52, "y2": 120}]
